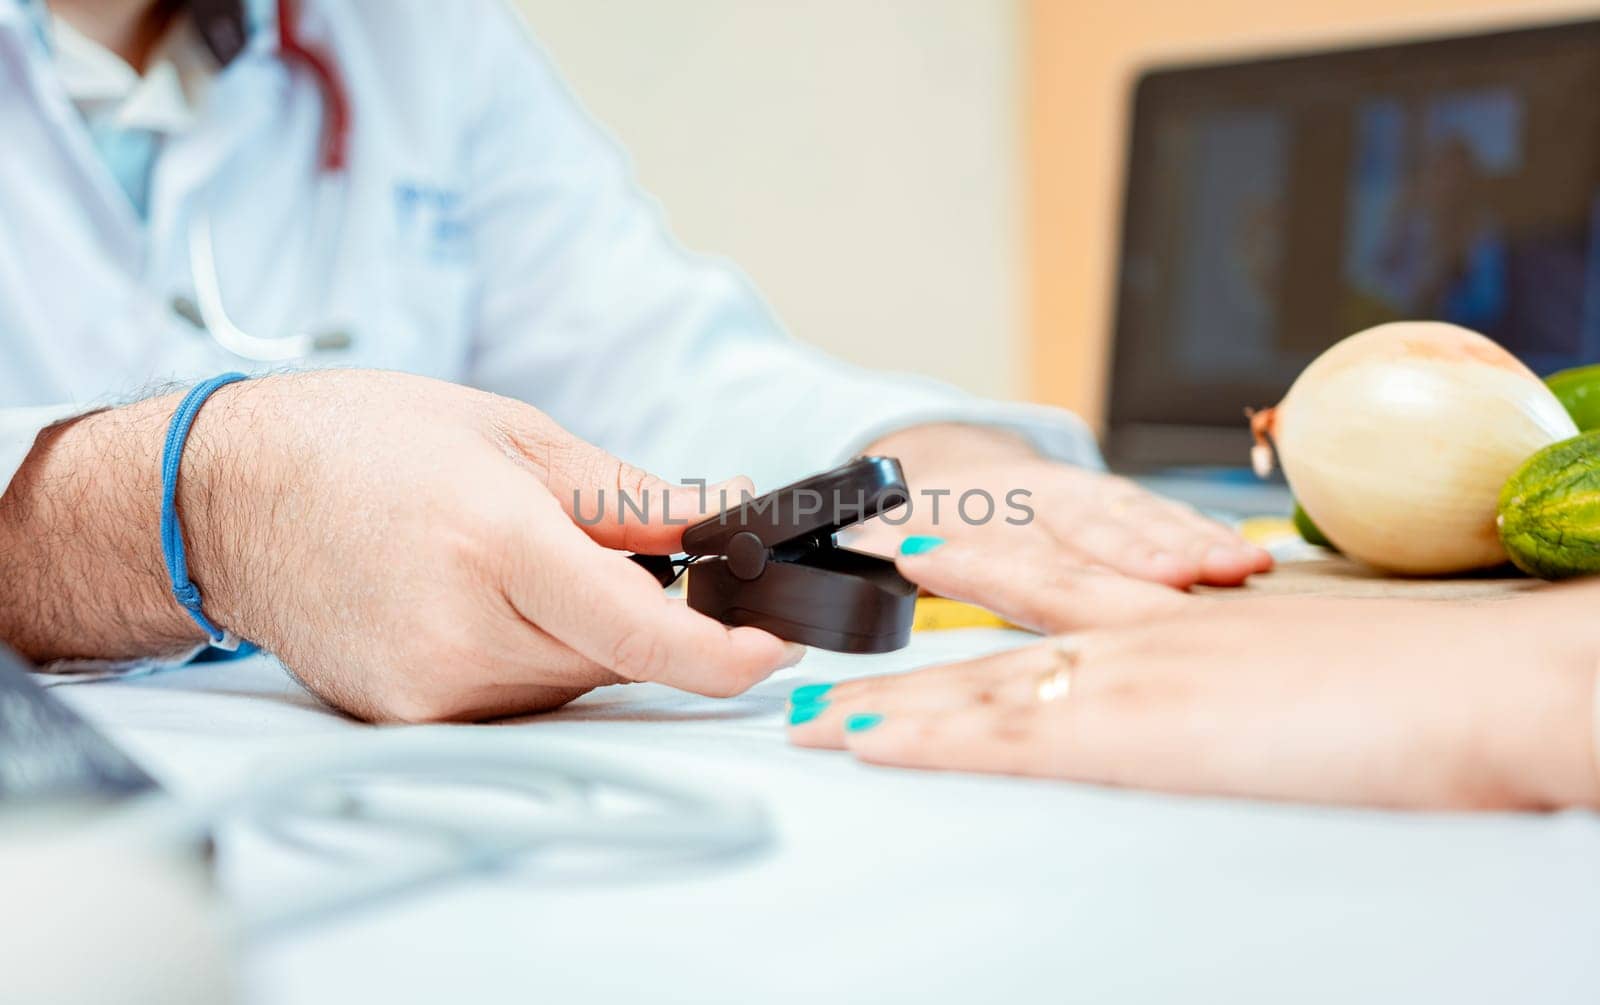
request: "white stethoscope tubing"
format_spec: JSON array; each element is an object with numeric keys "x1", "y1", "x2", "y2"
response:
[
  {"x1": 176, "y1": 169, "x2": 354, "y2": 361},
  {"x1": 87, "y1": 728, "x2": 771, "y2": 940}
]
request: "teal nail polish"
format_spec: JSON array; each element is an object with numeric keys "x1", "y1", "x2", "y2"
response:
[
  {"x1": 790, "y1": 683, "x2": 834, "y2": 705},
  {"x1": 844, "y1": 712, "x2": 884, "y2": 733},
  {"x1": 899, "y1": 535, "x2": 946, "y2": 556},
  {"x1": 789, "y1": 702, "x2": 827, "y2": 726}
]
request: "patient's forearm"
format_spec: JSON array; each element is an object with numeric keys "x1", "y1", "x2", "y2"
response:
[
  {"x1": 0, "y1": 392, "x2": 239, "y2": 662},
  {"x1": 1498, "y1": 585, "x2": 1600, "y2": 807}
]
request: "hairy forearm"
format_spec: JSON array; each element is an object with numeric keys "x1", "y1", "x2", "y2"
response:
[{"x1": 0, "y1": 390, "x2": 241, "y2": 663}]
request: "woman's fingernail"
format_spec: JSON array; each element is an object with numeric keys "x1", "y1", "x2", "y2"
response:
[
  {"x1": 789, "y1": 702, "x2": 828, "y2": 726},
  {"x1": 899, "y1": 536, "x2": 946, "y2": 556},
  {"x1": 790, "y1": 683, "x2": 833, "y2": 705},
  {"x1": 844, "y1": 713, "x2": 884, "y2": 733}
]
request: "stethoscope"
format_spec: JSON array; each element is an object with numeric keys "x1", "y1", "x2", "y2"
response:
[
  {"x1": 170, "y1": 0, "x2": 355, "y2": 362},
  {"x1": 89, "y1": 728, "x2": 772, "y2": 939}
]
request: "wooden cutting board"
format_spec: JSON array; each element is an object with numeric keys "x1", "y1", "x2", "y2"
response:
[{"x1": 1198, "y1": 556, "x2": 1540, "y2": 601}]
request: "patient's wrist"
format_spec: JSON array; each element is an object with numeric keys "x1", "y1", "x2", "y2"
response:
[
  {"x1": 1583, "y1": 656, "x2": 1600, "y2": 810},
  {"x1": 1490, "y1": 648, "x2": 1600, "y2": 810},
  {"x1": 865, "y1": 423, "x2": 1038, "y2": 484},
  {"x1": 1547, "y1": 656, "x2": 1600, "y2": 809},
  {"x1": 1526, "y1": 587, "x2": 1600, "y2": 808}
]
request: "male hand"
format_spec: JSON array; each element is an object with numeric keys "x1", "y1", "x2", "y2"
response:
[
  {"x1": 0, "y1": 370, "x2": 801, "y2": 721},
  {"x1": 859, "y1": 424, "x2": 1272, "y2": 587}
]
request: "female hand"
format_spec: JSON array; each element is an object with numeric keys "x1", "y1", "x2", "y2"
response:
[
  {"x1": 788, "y1": 538, "x2": 1600, "y2": 810},
  {"x1": 859, "y1": 424, "x2": 1273, "y2": 588}
]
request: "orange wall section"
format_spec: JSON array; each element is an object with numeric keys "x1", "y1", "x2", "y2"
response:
[{"x1": 1027, "y1": 0, "x2": 1600, "y2": 432}]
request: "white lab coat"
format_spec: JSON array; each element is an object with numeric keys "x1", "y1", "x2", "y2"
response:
[{"x1": 0, "y1": 0, "x2": 1096, "y2": 504}]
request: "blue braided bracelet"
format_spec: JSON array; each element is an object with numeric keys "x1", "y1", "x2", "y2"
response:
[{"x1": 161, "y1": 373, "x2": 250, "y2": 649}]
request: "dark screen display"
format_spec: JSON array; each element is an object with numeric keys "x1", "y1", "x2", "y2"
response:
[
  {"x1": 0, "y1": 646, "x2": 156, "y2": 806},
  {"x1": 1109, "y1": 20, "x2": 1600, "y2": 466}
]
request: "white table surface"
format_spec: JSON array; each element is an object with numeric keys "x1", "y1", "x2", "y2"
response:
[{"x1": 54, "y1": 629, "x2": 1600, "y2": 1005}]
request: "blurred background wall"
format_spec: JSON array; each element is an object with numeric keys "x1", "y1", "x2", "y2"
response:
[
  {"x1": 514, "y1": 0, "x2": 1025, "y2": 402},
  {"x1": 514, "y1": 0, "x2": 1600, "y2": 427}
]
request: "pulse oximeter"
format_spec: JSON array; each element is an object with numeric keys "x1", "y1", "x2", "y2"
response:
[{"x1": 632, "y1": 457, "x2": 918, "y2": 654}]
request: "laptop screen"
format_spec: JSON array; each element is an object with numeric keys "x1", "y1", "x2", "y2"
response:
[
  {"x1": 0, "y1": 646, "x2": 157, "y2": 808},
  {"x1": 1107, "y1": 19, "x2": 1600, "y2": 469}
]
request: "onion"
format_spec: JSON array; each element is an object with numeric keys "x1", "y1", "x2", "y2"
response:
[{"x1": 1251, "y1": 322, "x2": 1577, "y2": 575}]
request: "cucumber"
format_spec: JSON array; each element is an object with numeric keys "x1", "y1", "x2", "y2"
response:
[
  {"x1": 1497, "y1": 430, "x2": 1600, "y2": 579},
  {"x1": 1544, "y1": 364, "x2": 1600, "y2": 432},
  {"x1": 1292, "y1": 502, "x2": 1338, "y2": 552}
]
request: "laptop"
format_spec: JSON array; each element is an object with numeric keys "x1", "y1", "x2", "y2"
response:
[
  {"x1": 0, "y1": 644, "x2": 163, "y2": 833},
  {"x1": 1107, "y1": 17, "x2": 1600, "y2": 514}
]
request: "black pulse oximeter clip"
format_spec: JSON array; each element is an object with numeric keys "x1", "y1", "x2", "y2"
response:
[{"x1": 632, "y1": 457, "x2": 917, "y2": 654}]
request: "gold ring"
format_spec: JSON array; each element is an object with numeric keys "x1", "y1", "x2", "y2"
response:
[{"x1": 1035, "y1": 640, "x2": 1080, "y2": 703}]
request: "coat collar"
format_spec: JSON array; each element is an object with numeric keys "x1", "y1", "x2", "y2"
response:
[{"x1": 2, "y1": 0, "x2": 279, "y2": 62}]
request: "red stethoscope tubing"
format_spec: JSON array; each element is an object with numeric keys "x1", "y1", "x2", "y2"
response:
[{"x1": 275, "y1": 0, "x2": 348, "y2": 172}]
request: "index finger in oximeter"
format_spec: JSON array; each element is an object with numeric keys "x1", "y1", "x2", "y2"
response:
[{"x1": 631, "y1": 458, "x2": 918, "y2": 654}]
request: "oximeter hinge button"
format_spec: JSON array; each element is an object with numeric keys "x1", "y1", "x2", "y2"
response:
[{"x1": 725, "y1": 531, "x2": 768, "y2": 581}]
